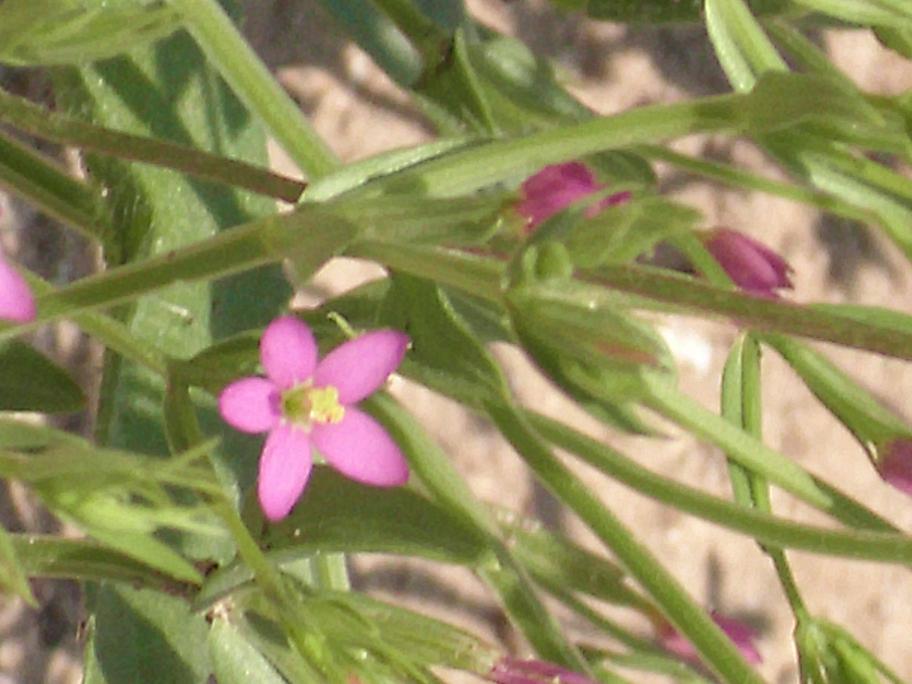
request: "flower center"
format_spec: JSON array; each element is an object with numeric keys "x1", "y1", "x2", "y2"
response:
[{"x1": 281, "y1": 383, "x2": 344, "y2": 427}]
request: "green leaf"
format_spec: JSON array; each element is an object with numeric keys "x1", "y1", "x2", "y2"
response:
[
  {"x1": 761, "y1": 333, "x2": 912, "y2": 449},
  {"x1": 0, "y1": 128, "x2": 107, "y2": 240},
  {"x1": 484, "y1": 402, "x2": 766, "y2": 684},
  {"x1": 260, "y1": 467, "x2": 488, "y2": 564},
  {"x1": 529, "y1": 411, "x2": 912, "y2": 564},
  {"x1": 381, "y1": 273, "x2": 511, "y2": 406},
  {"x1": 791, "y1": 0, "x2": 912, "y2": 27},
  {"x1": 207, "y1": 618, "x2": 286, "y2": 684},
  {"x1": 567, "y1": 198, "x2": 699, "y2": 267},
  {"x1": 582, "y1": 0, "x2": 788, "y2": 23},
  {"x1": 0, "y1": 0, "x2": 181, "y2": 66},
  {"x1": 13, "y1": 534, "x2": 196, "y2": 593},
  {"x1": 705, "y1": 0, "x2": 787, "y2": 92},
  {"x1": 494, "y1": 510, "x2": 648, "y2": 608},
  {"x1": 748, "y1": 72, "x2": 884, "y2": 131},
  {"x1": 875, "y1": 25, "x2": 912, "y2": 59},
  {"x1": 592, "y1": 263, "x2": 912, "y2": 361},
  {"x1": 0, "y1": 525, "x2": 35, "y2": 605},
  {"x1": 0, "y1": 88, "x2": 306, "y2": 202},
  {"x1": 0, "y1": 340, "x2": 85, "y2": 412},
  {"x1": 415, "y1": 29, "x2": 498, "y2": 134},
  {"x1": 84, "y1": 585, "x2": 210, "y2": 684}
]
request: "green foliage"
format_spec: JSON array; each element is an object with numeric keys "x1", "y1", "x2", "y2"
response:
[{"x1": 0, "y1": 0, "x2": 911, "y2": 682}]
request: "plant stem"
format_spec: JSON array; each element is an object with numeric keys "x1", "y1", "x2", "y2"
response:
[
  {"x1": 645, "y1": 375, "x2": 896, "y2": 532},
  {"x1": 0, "y1": 88, "x2": 306, "y2": 202},
  {"x1": 722, "y1": 336, "x2": 808, "y2": 617},
  {"x1": 170, "y1": 0, "x2": 338, "y2": 179},
  {"x1": 485, "y1": 402, "x2": 766, "y2": 684},
  {"x1": 0, "y1": 130, "x2": 106, "y2": 241}
]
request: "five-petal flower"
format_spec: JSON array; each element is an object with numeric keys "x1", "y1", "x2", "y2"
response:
[
  {"x1": 0, "y1": 249, "x2": 35, "y2": 323},
  {"x1": 219, "y1": 316, "x2": 410, "y2": 521}
]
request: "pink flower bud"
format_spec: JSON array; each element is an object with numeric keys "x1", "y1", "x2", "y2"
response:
[
  {"x1": 703, "y1": 228, "x2": 792, "y2": 298},
  {"x1": 878, "y1": 438, "x2": 912, "y2": 497},
  {"x1": 489, "y1": 657, "x2": 597, "y2": 684},
  {"x1": 0, "y1": 250, "x2": 35, "y2": 323},
  {"x1": 657, "y1": 611, "x2": 762, "y2": 665},
  {"x1": 517, "y1": 162, "x2": 630, "y2": 233}
]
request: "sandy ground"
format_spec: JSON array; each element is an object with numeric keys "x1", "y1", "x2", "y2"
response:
[{"x1": 1, "y1": 1, "x2": 911, "y2": 682}]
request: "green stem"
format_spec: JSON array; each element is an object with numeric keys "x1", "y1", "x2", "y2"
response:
[
  {"x1": 485, "y1": 402, "x2": 765, "y2": 684},
  {"x1": 636, "y1": 144, "x2": 871, "y2": 223},
  {"x1": 381, "y1": 93, "x2": 747, "y2": 197},
  {"x1": 722, "y1": 336, "x2": 808, "y2": 617},
  {"x1": 528, "y1": 412, "x2": 912, "y2": 564},
  {"x1": 170, "y1": 0, "x2": 338, "y2": 178},
  {"x1": 0, "y1": 88, "x2": 306, "y2": 202},
  {"x1": 590, "y1": 264, "x2": 912, "y2": 361},
  {"x1": 644, "y1": 376, "x2": 896, "y2": 532},
  {"x1": 0, "y1": 129, "x2": 106, "y2": 240},
  {"x1": 347, "y1": 240, "x2": 504, "y2": 302},
  {"x1": 12, "y1": 534, "x2": 196, "y2": 596},
  {"x1": 366, "y1": 393, "x2": 588, "y2": 670}
]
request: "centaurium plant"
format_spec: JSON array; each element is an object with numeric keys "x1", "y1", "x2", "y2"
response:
[{"x1": 0, "y1": 0, "x2": 911, "y2": 683}]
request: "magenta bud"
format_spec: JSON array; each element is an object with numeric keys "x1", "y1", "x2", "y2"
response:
[
  {"x1": 658, "y1": 611, "x2": 762, "y2": 665},
  {"x1": 489, "y1": 657, "x2": 597, "y2": 684},
  {"x1": 516, "y1": 162, "x2": 630, "y2": 233},
  {"x1": 703, "y1": 228, "x2": 792, "y2": 297},
  {"x1": 0, "y1": 251, "x2": 35, "y2": 323},
  {"x1": 878, "y1": 438, "x2": 912, "y2": 497}
]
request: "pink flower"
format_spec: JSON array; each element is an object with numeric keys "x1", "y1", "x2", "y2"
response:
[
  {"x1": 703, "y1": 228, "x2": 792, "y2": 298},
  {"x1": 0, "y1": 250, "x2": 35, "y2": 323},
  {"x1": 516, "y1": 162, "x2": 630, "y2": 233},
  {"x1": 219, "y1": 316, "x2": 410, "y2": 521},
  {"x1": 878, "y1": 438, "x2": 912, "y2": 497},
  {"x1": 658, "y1": 612, "x2": 762, "y2": 665},
  {"x1": 489, "y1": 657, "x2": 597, "y2": 684}
]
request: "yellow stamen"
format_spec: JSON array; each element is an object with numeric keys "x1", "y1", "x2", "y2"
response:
[{"x1": 281, "y1": 382, "x2": 344, "y2": 427}]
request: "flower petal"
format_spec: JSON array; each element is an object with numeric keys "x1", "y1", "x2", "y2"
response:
[
  {"x1": 260, "y1": 316, "x2": 318, "y2": 389},
  {"x1": 311, "y1": 407, "x2": 409, "y2": 487},
  {"x1": 258, "y1": 424, "x2": 313, "y2": 521},
  {"x1": 879, "y1": 438, "x2": 912, "y2": 497},
  {"x1": 218, "y1": 377, "x2": 280, "y2": 433},
  {"x1": 313, "y1": 329, "x2": 409, "y2": 404},
  {"x1": 711, "y1": 613, "x2": 762, "y2": 665},
  {"x1": 517, "y1": 162, "x2": 602, "y2": 231},
  {"x1": 658, "y1": 612, "x2": 762, "y2": 665},
  {"x1": 704, "y1": 228, "x2": 792, "y2": 296},
  {"x1": 0, "y1": 252, "x2": 35, "y2": 323}
]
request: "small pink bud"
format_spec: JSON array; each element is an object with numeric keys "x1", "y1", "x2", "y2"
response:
[
  {"x1": 878, "y1": 438, "x2": 912, "y2": 497},
  {"x1": 516, "y1": 162, "x2": 630, "y2": 233},
  {"x1": 703, "y1": 228, "x2": 792, "y2": 297},
  {"x1": 657, "y1": 611, "x2": 762, "y2": 665},
  {"x1": 0, "y1": 250, "x2": 35, "y2": 323},
  {"x1": 489, "y1": 657, "x2": 597, "y2": 684}
]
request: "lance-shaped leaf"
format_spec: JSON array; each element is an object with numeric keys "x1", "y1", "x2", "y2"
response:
[
  {"x1": 0, "y1": 340, "x2": 85, "y2": 412},
  {"x1": 0, "y1": 0, "x2": 182, "y2": 66}
]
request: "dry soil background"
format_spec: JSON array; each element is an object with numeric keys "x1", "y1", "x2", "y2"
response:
[{"x1": 1, "y1": 2, "x2": 911, "y2": 682}]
